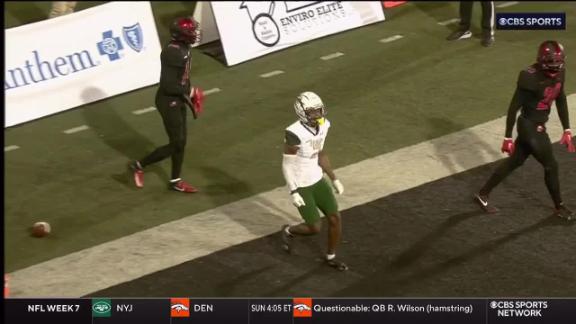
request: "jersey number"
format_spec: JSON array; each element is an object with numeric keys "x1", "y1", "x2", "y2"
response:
[{"x1": 537, "y1": 83, "x2": 561, "y2": 110}]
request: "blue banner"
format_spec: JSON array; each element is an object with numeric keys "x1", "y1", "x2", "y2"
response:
[{"x1": 496, "y1": 13, "x2": 566, "y2": 30}]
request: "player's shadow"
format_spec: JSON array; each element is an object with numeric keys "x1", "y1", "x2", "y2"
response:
[
  {"x1": 213, "y1": 265, "x2": 277, "y2": 296},
  {"x1": 198, "y1": 166, "x2": 291, "y2": 236},
  {"x1": 335, "y1": 215, "x2": 566, "y2": 296},
  {"x1": 426, "y1": 116, "x2": 501, "y2": 176},
  {"x1": 196, "y1": 165, "x2": 310, "y2": 238},
  {"x1": 387, "y1": 210, "x2": 483, "y2": 270},
  {"x1": 81, "y1": 87, "x2": 170, "y2": 188},
  {"x1": 198, "y1": 166, "x2": 255, "y2": 202}
]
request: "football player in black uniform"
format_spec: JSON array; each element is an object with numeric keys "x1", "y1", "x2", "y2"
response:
[
  {"x1": 474, "y1": 40, "x2": 575, "y2": 220},
  {"x1": 130, "y1": 17, "x2": 205, "y2": 193}
]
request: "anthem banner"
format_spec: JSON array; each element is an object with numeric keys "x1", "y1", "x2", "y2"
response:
[
  {"x1": 210, "y1": 1, "x2": 385, "y2": 66},
  {"x1": 5, "y1": 2, "x2": 162, "y2": 127}
]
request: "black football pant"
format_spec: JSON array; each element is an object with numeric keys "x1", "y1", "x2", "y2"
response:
[
  {"x1": 139, "y1": 96, "x2": 187, "y2": 180},
  {"x1": 459, "y1": 1, "x2": 495, "y2": 37},
  {"x1": 480, "y1": 116, "x2": 562, "y2": 208}
]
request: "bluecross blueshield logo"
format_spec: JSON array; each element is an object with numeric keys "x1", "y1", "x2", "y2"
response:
[
  {"x1": 97, "y1": 30, "x2": 124, "y2": 61},
  {"x1": 123, "y1": 23, "x2": 144, "y2": 52}
]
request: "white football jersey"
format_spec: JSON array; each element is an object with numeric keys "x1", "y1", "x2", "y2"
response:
[{"x1": 285, "y1": 119, "x2": 331, "y2": 188}]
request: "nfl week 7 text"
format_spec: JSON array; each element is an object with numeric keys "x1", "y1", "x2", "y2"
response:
[{"x1": 27, "y1": 304, "x2": 81, "y2": 312}]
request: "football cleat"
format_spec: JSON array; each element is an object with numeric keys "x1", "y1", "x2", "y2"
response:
[
  {"x1": 474, "y1": 194, "x2": 499, "y2": 214},
  {"x1": 281, "y1": 224, "x2": 294, "y2": 254},
  {"x1": 129, "y1": 161, "x2": 144, "y2": 189},
  {"x1": 326, "y1": 258, "x2": 349, "y2": 271},
  {"x1": 482, "y1": 33, "x2": 495, "y2": 47},
  {"x1": 171, "y1": 180, "x2": 199, "y2": 193},
  {"x1": 554, "y1": 205, "x2": 574, "y2": 221},
  {"x1": 446, "y1": 30, "x2": 472, "y2": 41}
]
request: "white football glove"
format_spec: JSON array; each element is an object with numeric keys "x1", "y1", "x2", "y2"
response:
[
  {"x1": 332, "y1": 179, "x2": 344, "y2": 194},
  {"x1": 291, "y1": 192, "x2": 306, "y2": 207}
]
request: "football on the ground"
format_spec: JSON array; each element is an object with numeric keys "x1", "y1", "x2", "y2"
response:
[{"x1": 31, "y1": 222, "x2": 51, "y2": 238}]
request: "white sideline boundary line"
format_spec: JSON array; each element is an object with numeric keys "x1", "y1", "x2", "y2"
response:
[{"x1": 8, "y1": 95, "x2": 575, "y2": 297}]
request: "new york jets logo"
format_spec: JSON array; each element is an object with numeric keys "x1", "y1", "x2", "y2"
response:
[{"x1": 92, "y1": 301, "x2": 111, "y2": 314}]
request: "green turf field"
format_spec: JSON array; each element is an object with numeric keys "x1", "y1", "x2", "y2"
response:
[{"x1": 4, "y1": 1, "x2": 576, "y2": 273}]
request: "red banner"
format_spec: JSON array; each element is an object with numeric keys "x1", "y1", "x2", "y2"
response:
[{"x1": 383, "y1": 1, "x2": 407, "y2": 8}]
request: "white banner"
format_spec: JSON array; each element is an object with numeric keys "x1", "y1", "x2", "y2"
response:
[
  {"x1": 5, "y1": 2, "x2": 162, "y2": 127},
  {"x1": 192, "y1": 1, "x2": 220, "y2": 47},
  {"x1": 211, "y1": 1, "x2": 385, "y2": 66}
]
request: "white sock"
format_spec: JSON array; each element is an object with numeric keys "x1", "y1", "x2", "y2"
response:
[
  {"x1": 284, "y1": 226, "x2": 292, "y2": 236},
  {"x1": 170, "y1": 178, "x2": 181, "y2": 183},
  {"x1": 326, "y1": 253, "x2": 336, "y2": 261}
]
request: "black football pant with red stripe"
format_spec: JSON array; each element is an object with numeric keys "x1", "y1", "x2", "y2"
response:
[
  {"x1": 480, "y1": 116, "x2": 562, "y2": 208},
  {"x1": 458, "y1": 1, "x2": 495, "y2": 36},
  {"x1": 139, "y1": 96, "x2": 188, "y2": 180}
]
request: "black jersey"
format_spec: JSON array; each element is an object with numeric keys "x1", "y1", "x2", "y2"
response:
[
  {"x1": 157, "y1": 41, "x2": 191, "y2": 98},
  {"x1": 505, "y1": 64, "x2": 570, "y2": 137}
]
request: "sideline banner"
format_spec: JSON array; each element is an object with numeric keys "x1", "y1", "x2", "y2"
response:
[
  {"x1": 383, "y1": 1, "x2": 407, "y2": 8},
  {"x1": 211, "y1": 1, "x2": 385, "y2": 66},
  {"x1": 5, "y1": 2, "x2": 162, "y2": 127},
  {"x1": 192, "y1": 1, "x2": 221, "y2": 47}
]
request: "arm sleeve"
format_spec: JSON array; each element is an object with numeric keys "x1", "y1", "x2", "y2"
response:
[
  {"x1": 504, "y1": 88, "x2": 522, "y2": 138},
  {"x1": 556, "y1": 90, "x2": 570, "y2": 129},
  {"x1": 159, "y1": 47, "x2": 188, "y2": 96},
  {"x1": 556, "y1": 89, "x2": 570, "y2": 130},
  {"x1": 282, "y1": 154, "x2": 299, "y2": 192},
  {"x1": 284, "y1": 130, "x2": 301, "y2": 146}
]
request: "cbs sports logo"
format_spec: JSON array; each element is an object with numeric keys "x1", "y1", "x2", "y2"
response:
[{"x1": 496, "y1": 13, "x2": 565, "y2": 30}]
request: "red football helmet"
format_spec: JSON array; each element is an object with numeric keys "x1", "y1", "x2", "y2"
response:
[
  {"x1": 537, "y1": 40, "x2": 565, "y2": 77},
  {"x1": 170, "y1": 17, "x2": 201, "y2": 45}
]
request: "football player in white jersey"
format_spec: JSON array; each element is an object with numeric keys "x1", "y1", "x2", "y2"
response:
[{"x1": 281, "y1": 92, "x2": 348, "y2": 271}]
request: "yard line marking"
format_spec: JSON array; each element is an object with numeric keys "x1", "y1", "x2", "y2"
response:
[
  {"x1": 379, "y1": 35, "x2": 404, "y2": 43},
  {"x1": 204, "y1": 87, "x2": 221, "y2": 95},
  {"x1": 63, "y1": 125, "x2": 90, "y2": 134},
  {"x1": 321, "y1": 52, "x2": 344, "y2": 60},
  {"x1": 496, "y1": 1, "x2": 519, "y2": 8},
  {"x1": 4, "y1": 145, "x2": 20, "y2": 152},
  {"x1": 438, "y1": 18, "x2": 459, "y2": 26},
  {"x1": 132, "y1": 107, "x2": 157, "y2": 115},
  {"x1": 260, "y1": 70, "x2": 285, "y2": 78}
]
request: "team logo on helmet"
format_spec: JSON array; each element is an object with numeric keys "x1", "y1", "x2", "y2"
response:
[
  {"x1": 537, "y1": 40, "x2": 565, "y2": 77},
  {"x1": 122, "y1": 23, "x2": 143, "y2": 52},
  {"x1": 294, "y1": 92, "x2": 326, "y2": 127},
  {"x1": 171, "y1": 17, "x2": 201, "y2": 45}
]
